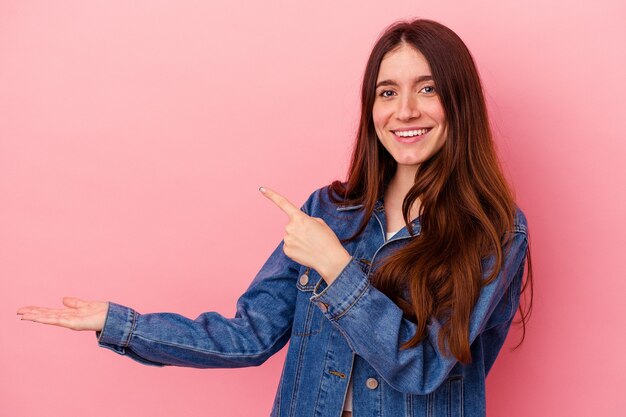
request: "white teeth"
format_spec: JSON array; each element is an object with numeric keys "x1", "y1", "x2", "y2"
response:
[{"x1": 395, "y1": 128, "x2": 429, "y2": 137}]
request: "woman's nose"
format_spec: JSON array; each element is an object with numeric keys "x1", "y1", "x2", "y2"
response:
[{"x1": 396, "y1": 96, "x2": 420, "y2": 121}]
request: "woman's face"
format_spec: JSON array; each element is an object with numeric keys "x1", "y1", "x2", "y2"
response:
[{"x1": 373, "y1": 44, "x2": 448, "y2": 174}]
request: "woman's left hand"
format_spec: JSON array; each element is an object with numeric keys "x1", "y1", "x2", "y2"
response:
[
  {"x1": 17, "y1": 297, "x2": 109, "y2": 331},
  {"x1": 260, "y1": 187, "x2": 351, "y2": 284}
]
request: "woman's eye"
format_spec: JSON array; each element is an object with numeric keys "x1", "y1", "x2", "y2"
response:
[
  {"x1": 379, "y1": 90, "x2": 396, "y2": 98},
  {"x1": 420, "y1": 85, "x2": 436, "y2": 94}
]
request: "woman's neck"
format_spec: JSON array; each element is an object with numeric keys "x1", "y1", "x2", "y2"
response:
[
  {"x1": 388, "y1": 165, "x2": 418, "y2": 199},
  {"x1": 384, "y1": 165, "x2": 421, "y2": 230}
]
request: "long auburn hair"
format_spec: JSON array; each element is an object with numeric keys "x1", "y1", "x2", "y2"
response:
[{"x1": 329, "y1": 19, "x2": 533, "y2": 363}]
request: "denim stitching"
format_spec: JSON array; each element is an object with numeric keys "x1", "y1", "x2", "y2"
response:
[
  {"x1": 124, "y1": 309, "x2": 138, "y2": 347},
  {"x1": 131, "y1": 327, "x2": 291, "y2": 358},
  {"x1": 292, "y1": 301, "x2": 321, "y2": 337},
  {"x1": 427, "y1": 392, "x2": 433, "y2": 417},
  {"x1": 288, "y1": 334, "x2": 307, "y2": 417},
  {"x1": 445, "y1": 375, "x2": 463, "y2": 417},
  {"x1": 405, "y1": 393, "x2": 413, "y2": 417},
  {"x1": 333, "y1": 280, "x2": 371, "y2": 321},
  {"x1": 447, "y1": 378, "x2": 451, "y2": 417},
  {"x1": 97, "y1": 303, "x2": 114, "y2": 344},
  {"x1": 312, "y1": 345, "x2": 334, "y2": 416},
  {"x1": 459, "y1": 375, "x2": 465, "y2": 417},
  {"x1": 336, "y1": 204, "x2": 364, "y2": 211}
]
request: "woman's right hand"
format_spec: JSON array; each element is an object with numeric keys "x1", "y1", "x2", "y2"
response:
[{"x1": 17, "y1": 297, "x2": 108, "y2": 332}]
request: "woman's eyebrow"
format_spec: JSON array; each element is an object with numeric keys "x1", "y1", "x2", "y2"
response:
[{"x1": 376, "y1": 75, "x2": 433, "y2": 88}]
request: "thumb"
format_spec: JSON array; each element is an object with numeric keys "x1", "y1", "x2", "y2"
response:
[{"x1": 62, "y1": 297, "x2": 87, "y2": 308}]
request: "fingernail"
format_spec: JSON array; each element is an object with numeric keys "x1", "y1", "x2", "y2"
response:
[{"x1": 259, "y1": 186, "x2": 266, "y2": 193}]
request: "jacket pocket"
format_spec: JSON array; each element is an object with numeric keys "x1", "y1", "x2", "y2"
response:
[
  {"x1": 292, "y1": 266, "x2": 324, "y2": 337},
  {"x1": 426, "y1": 375, "x2": 464, "y2": 417},
  {"x1": 447, "y1": 375, "x2": 463, "y2": 417}
]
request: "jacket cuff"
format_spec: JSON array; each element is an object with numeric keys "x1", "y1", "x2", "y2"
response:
[
  {"x1": 310, "y1": 258, "x2": 370, "y2": 321},
  {"x1": 97, "y1": 302, "x2": 138, "y2": 348}
]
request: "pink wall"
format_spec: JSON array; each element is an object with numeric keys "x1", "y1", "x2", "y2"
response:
[{"x1": 2, "y1": 1, "x2": 625, "y2": 416}]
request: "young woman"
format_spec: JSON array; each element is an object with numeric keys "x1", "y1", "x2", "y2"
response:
[{"x1": 18, "y1": 19, "x2": 533, "y2": 417}]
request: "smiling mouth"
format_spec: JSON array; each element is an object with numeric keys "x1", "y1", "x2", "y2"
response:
[
  {"x1": 392, "y1": 128, "x2": 432, "y2": 143},
  {"x1": 393, "y1": 128, "x2": 431, "y2": 137}
]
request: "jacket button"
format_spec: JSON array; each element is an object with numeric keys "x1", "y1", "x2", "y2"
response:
[
  {"x1": 366, "y1": 378, "x2": 379, "y2": 389},
  {"x1": 317, "y1": 301, "x2": 329, "y2": 313},
  {"x1": 299, "y1": 274, "x2": 309, "y2": 286}
]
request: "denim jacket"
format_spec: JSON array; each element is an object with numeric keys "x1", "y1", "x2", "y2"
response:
[{"x1": 97, "y1": 186, "x2": 529, "y2": 417}]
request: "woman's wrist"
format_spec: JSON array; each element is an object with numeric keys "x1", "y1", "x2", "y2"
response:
[{"x1": 318, "y1": 250, "x2": 352, "y2": 285}]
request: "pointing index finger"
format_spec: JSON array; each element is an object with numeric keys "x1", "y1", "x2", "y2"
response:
[{"x1": 260, "y1": 187, "x2": 303, "y2": 218}]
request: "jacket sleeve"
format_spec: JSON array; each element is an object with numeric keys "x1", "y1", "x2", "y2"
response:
[
  {"x1": 96, "y1": 239, "x2": 300, "y2": 368},
  {"x1": 309, "y1": 223, "x2": 529, "y2": 395}
]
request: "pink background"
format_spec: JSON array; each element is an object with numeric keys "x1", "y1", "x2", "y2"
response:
[{"x1": 2, "y1": 1, "x2": 625, "y2": 416}]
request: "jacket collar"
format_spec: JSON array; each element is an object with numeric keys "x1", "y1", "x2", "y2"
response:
[
  {"x1": 335, "y1": 198, "x2": 385, "y2": 213},
  {"x1": 335, "y1": 198, "x2": 421, "y2": 240}
]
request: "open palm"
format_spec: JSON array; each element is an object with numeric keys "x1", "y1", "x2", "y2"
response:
[{"x1": 17, "y1": 297, "x2": 108, "y2": 331}]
